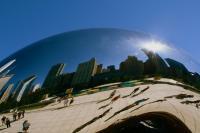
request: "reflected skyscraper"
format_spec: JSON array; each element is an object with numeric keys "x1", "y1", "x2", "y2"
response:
[
  {"x1": 96, "y1": 64, "x2": 103, "y2": 74},
  {"x1": 0, "y1": 84, "x2": 14, "y2": 103},
  {"x1": 120, "y1": 56, "x2": 144, "y2": 77},
  {"x1": 142, "y1": 49, "x2": 169, "y2": 75},
  {"x1": 166, "y1": 58, "x2": 190, "y2": 78},
  {"x1": 16, "y1": 75, "x2": 36, "y2": 102},
  {"x1": 0, "y1": 75, "x2": 13, "y2": 92},
  {"x1": 31, "y1": 84, "x2": 41, "y2": 93},
  {"x1": 72, "y1": 58, "x2": 97, "y2": 89},
  {"x1": 107, "y1": 65, "x2": 116, "y2": 72},
  {"x1": 0, "y1": 59, "x2": 16, "y2": 75},
  {"x1": 11, "y1": 80, "x2": 22, "y2": 99},
  {"x1": 42, "y1": 63, "x2": 65, "y2": 90}
]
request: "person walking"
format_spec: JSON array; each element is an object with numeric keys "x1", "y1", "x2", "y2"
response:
[
  {"x1": 21, "y1": 110, "x2": 25, "y2": 118},
  {"x1": 1, "y1": 116, "x2": 6, "y2": 126},
  {"x1": 5, "y1": 118, "x2": 11, "y2": 128},
  {"x1": 13, "y1": 112, "x2": 17, "y2": 121},
  {"x1": 18, "y1": 112, "x2": 21, "y2": 119},
  {"x1": 64, "y1": 98, "x2": 68, "y2": 107},
  {"x1": 69, "y1": 97, "x2": 74, "y2": 105},
  {"x1": 23, "y1": 120, "x2": 30, "y2": 133},
  {"x1": 65, "y1": 88, "x2": 73, "y2": 107}
]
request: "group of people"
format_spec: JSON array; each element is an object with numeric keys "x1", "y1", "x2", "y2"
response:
[
  {"x1": 12, "y1": 110, "x2": 25, "y2": 121},
  {"x1": 1, "y1": 109, "x2": 31, "y2": 133},
  {"x1": 63, "y1": 97, "x2": 74, "y2": 107},
  {"x1": 63, "y1": 88, "x2": 74, "y2": 107},
  {"x1": 1, "y1": 116, "x2": 11, "y2": 128}
]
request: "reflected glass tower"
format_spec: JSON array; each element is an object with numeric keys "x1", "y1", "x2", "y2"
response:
[
  {"x1": 42, "y1": 63, "x2": 65, "y2": 90},
  {"x1": 16, "y1": 75, "x2": 36, "y2": 102},
  {"x1": 0, "y1": 84, "x2": 14, "y2": 103},
  {"x1": 0, "y1": 75, "x2": 13, "y2": 92},
  {"x1": 71, "y1": 58, "x2": 97, "y2": 89}
]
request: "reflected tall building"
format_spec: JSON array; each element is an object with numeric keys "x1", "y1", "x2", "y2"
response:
[
  {"x1": 0, "y1": 75, "x2": 13, "y2": 92},
  {"x1": 0, "y1": 59, "x2": 16, "y2": 75},
  {"x1": 42, "y1": 63, "x2": 65, "y2": 89},
  {"x1": 107, "y1": 65, "x2": 116, "y2": 72},
  {"x1": 16, "y1": 75, "x2": 37, "y2": 102},
  {"x1": 101, "y1": 65, "x2": 116, "y2": 73},
  {"x1": 72, "y1": 58, "x2": 97, "y2": 88},
  {"x1": 31, "y1": 84, "x2": 41, "y2": 93},
  {"x1": 166, "y1": 58, "x2": 190, "y2": 78},
  {"x1": 120, "y1": 56, "x2": 144, "y2": 77},
  {"x1": 11, "y1": 81, "x2": 22, "y2": 99},
  {"x1": 142, "y1": 49, "x2": 169, "y2": 75},
  {"x1": 0, "y1": 69, "x2": 11, "y2": 78},
  {"x1": 96, "y1": 64, "x2": 103, "y2": 74},
  {"x1": 0, "y1": 84, "x2": 14, "y2": 103}
]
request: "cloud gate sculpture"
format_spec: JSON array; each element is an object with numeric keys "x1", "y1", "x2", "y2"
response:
[{"x1": 0, "y1": 28, "x2": 200, "y2": 133}]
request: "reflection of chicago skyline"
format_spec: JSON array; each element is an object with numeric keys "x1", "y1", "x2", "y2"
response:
[{"x1": 0, "y1": 48, "x2": 200, "y2": 106}]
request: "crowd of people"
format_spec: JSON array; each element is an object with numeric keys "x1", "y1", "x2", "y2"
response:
[
  {"x1": 0, "y1": 89, "x2": 74, "y2": 132},
  {"x1": 1, "y1": 109, "x2": 31, "y2": 132},
  {"x1": 12, "y1": 110, "x2": 25, "y2": 121},
  {"x1": 57, "y1": 88, "x2": 74, "y2": 107}
]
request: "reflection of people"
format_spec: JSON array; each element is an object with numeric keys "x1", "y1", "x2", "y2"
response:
[
  {"x1": 21, "y1": 110, "x2": 25, "y2": 118},
  {"x1": 196, "y1": 103, "x2": 199, "y2": 109},
  {"x1": 13, "y1": 112, "x2": 17, "y2": 121},
  {"x1": 1, "y1": 116, "x2": 6, "y2": 126},
  {"x1": 57, "y1": 97, "x2": 62, "y2": 103},
  {"x1": 69, "y1": 97, "x2": 74, "y2": 105},
  {"x1": 18, "y1": 112, "x2": 21, "y2": 119},
  {"x1": 5, "y1": 118, "x2": 11, "y2": 128},
  {"x1": 64, "y1": 98, "x2": 68, "y2": 107},
  {"x1": 64, "y1": 88, "x2": 74, "y2": 107},
  {"x1": 66, "y1": 88, "x2": 73, "y2": 98},
  {"x1": 23, "y1": 120, "x2": 30, "y2": 133}
]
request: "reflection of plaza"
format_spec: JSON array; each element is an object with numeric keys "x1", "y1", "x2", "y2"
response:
[{"x1": 0, "y1": 79, "x2": 199, "y2": 133}]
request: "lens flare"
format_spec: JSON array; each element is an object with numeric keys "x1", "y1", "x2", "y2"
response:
[{"x1": 138, "y1": 40, "x2": 171, "y2": 53}]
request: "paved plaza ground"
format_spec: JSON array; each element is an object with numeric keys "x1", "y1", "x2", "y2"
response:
[{"x1": 1, "y1": 79, "x2": 200, "y2": 133}]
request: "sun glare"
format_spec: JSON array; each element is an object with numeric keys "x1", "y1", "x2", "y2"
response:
[{"x1": 139, "y1": 40, "x2": 171, "y2": 53}]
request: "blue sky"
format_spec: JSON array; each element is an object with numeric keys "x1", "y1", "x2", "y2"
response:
[{"x1": 0, "y1": 0, "x2": 200, "y2": 63}]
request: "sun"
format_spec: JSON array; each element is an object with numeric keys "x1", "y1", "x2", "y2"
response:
[{"x1": 138, "y1": 40, "x2": 171, "y2": 53}]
